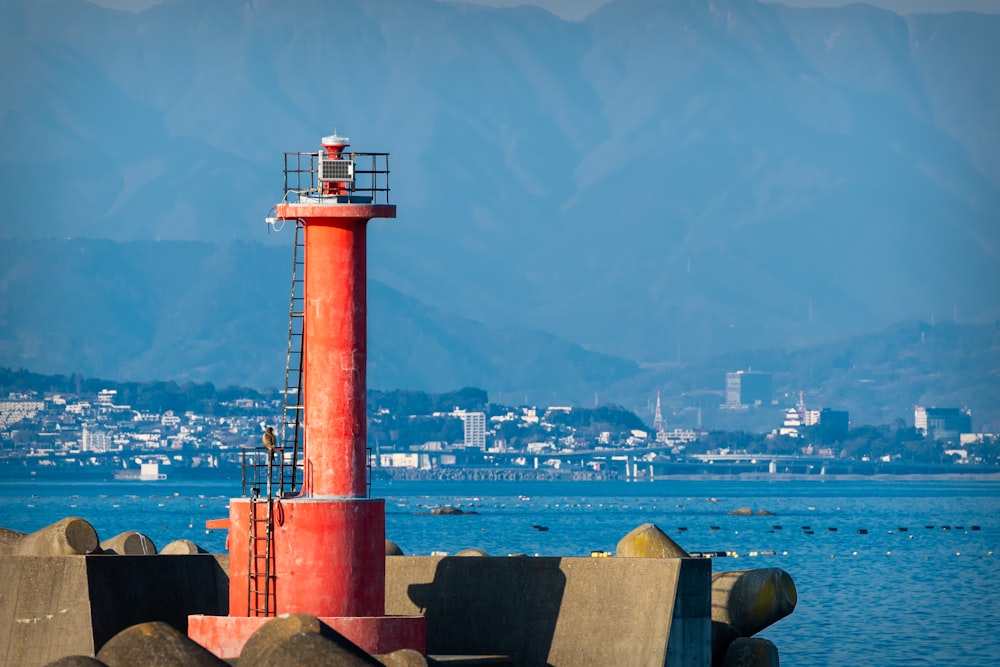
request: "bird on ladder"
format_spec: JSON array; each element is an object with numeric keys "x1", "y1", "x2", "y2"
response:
[{"x1": 262, "y1": 425, "x2": 277, "y2": 462}]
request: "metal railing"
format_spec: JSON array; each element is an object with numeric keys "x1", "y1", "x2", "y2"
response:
[
  {"x1": 282, "y1": 151, "x2": 391, "y2": 205},
  {"x1": 240, "y1": 446, "x2": 302, "y2": 499}
]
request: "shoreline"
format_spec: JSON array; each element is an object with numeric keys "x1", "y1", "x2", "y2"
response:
[{"x1": 3, "y1": 466, "x2": 1000, "y2": 484}]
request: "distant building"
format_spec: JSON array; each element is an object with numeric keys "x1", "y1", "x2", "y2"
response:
[
  {"x1": 724, "y1": 371, "x2": 772, "y2": 408},
  {"x1": 816, "y1": 408, "x2": 849, "y2": 444},
  {"x1": 779, "y1": 408, "x2": 802, "y2": 437},
  {"x1": 0, "y1": 400, "x2": 45, "y2": 430},
  {"x1": 914, "y1": 407, "x2": 972, "y2": 441},
  {"x1": 452, "y1": 409, "x2": 486, "y2": 449},
  {"x1": 81, "y1": 425, "x2": 111, "y2": 452}
]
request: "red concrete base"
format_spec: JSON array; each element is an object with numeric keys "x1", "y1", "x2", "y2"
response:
[{"x1": 188, "y1": 613, "x2": 425, "y2": 660}]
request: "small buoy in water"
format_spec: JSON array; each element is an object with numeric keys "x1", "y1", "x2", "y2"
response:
[{"x1": 886, "y1": 551, "x2": 892, "y2": 555}]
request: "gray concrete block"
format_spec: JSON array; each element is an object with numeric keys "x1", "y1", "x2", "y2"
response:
[
  {"x1": 386, "y1": 540, "x2": 405, "y2": 556},
  {"x1": 1, "y1": 556, "x2": 97, "y2": 667},
  {"x1": 386, "y1": 555, "x2": 711, "y2": 667},
  {"x1": 96, "y1": 621, "x2": 228, "y2": 666},
  {"x1": 0, "y1": 555, "x2": 228, "y2": 667},
  {"x1": 86, "y1": 555, "x2": 229, "y2": 650}
]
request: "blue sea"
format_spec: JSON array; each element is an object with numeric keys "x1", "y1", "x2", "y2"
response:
[{"x1": 3, "y1": 473, "x2": 999, "y2": 666}]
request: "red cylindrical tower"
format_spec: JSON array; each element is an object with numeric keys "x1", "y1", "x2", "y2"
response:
[
  {"x1": 189, "y1": 133, "x2": 424, "y2": 659},
  {"x1": 300, "y1": 212, "x2": 371, "y2": 498}
]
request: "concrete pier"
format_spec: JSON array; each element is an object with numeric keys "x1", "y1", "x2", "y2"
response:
[
  {"x1": 1, "y1": 555, "x2": 227, "y2": 667},
  {"x1": 1, "y1": 518, "x2": 795, "y2": 666},
  {"x1": 385, "y1": 555, "x2": 712, "y2": 667}
]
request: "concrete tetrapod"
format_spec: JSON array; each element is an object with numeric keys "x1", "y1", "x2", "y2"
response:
[
  {"x1": 41, "y1": 656, "x2": 108, "y2": 667},
  {"x1": 10, "y1": 517, "x2": 99, "y2": 556},
  {"x1": 386, "y1": 539, "x2": 405, "y2": 556},
  {"x1": 100, "y1": 531, "x2": 157, "y2": 555},
  {"x1": 238, "y1": 613, "x2": 383, "y2": 667},
  {"x1": 722, "y1": 637, "x2": 780, "y2": 667},
  {"x1": 454, "y1": 548, "x2": 489, "y2": 557},
  {"x1": 96, "y1": 621, "x2": 228, "y2": 667},
  {"x1": 374, "y1": 648, "x2": 430, "y2": 666},
  {"x1": 0, "y1": 526, "x2": 26, "y2": 552},
  {"x1": 160, "y1": 539, "x2": 207, "y2": 554},
  {"x1": 710, "y1": 568, "x2": 796, "y2": 638},
  {"x1": 615, "y1": 522, "x2": 690, "y2": 558}
]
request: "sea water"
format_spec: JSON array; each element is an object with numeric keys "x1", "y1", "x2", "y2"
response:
[{"x1": 2, "y1": 474, "x2": 998, "y2": 666}]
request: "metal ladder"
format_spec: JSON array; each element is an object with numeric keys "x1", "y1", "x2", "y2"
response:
[
  {"x1": 279, "y1": 219, "x2": 306, "y2": 495},
  {"x1": 246, "y1": 475, "x2": 275, "y2": 616}
]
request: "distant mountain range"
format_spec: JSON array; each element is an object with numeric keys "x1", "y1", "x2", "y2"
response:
[
  {"x1": 1, "y1": 239, "x2": 996, "y2": 432},
  {"x1": 0, "y1": 0, "x2": 997, "y2": 429}
]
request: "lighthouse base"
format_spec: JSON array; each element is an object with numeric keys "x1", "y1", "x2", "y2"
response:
[{"x1": 188, "y1": 613, "x2": 425, "y2": 660}]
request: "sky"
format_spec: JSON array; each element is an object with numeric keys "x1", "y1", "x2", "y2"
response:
[{"x1": 87, "y1": 0, "x2": 1000, "y2": 20}]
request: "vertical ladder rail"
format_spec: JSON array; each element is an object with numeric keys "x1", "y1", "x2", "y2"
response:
[
  {"x1": 280, "y1": 219, "x2": 306, "y2": 495},
  {"x1": 245, "y1": 450, "x2": 277, "y2": 617}
]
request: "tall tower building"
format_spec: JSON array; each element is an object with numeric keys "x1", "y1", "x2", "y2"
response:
[
  {"x1": 457, "y1": 410, "x2": 487, "y2": 449},
  {"x1": 653, "y1": 391, "x2": 664, "y2": 433}
]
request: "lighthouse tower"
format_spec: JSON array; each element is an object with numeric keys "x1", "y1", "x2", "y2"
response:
[{"x1": 188, "y1": 134, "x2": 424, "y2": 659}]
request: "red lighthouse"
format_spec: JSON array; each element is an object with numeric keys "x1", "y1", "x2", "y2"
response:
[{"x1": 189, "y1": 134, "x2": 424, "y2": 659}]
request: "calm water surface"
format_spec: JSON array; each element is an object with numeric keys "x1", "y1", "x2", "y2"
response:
[{"x1": 3, "y1": 475, "x2": 998, "y2": 666}]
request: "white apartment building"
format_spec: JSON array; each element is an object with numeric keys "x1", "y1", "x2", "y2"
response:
[
  {"x1": 81, "y1": 425, "x2": 111, "y2": 453},
  {"x1": 452, "y1": 409, "x2": 487, "y2": 449}
]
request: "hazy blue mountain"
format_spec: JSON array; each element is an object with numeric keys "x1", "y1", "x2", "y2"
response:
[
  {"x1": 1, "y1": 239, "x2": 994, "y2": 431},
  {"x1": 0, "y1": 0, "x2": 997, "y2": 409},
  {"x1": 0, "y1": 238, "x2": 640, "y2": 400}
]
